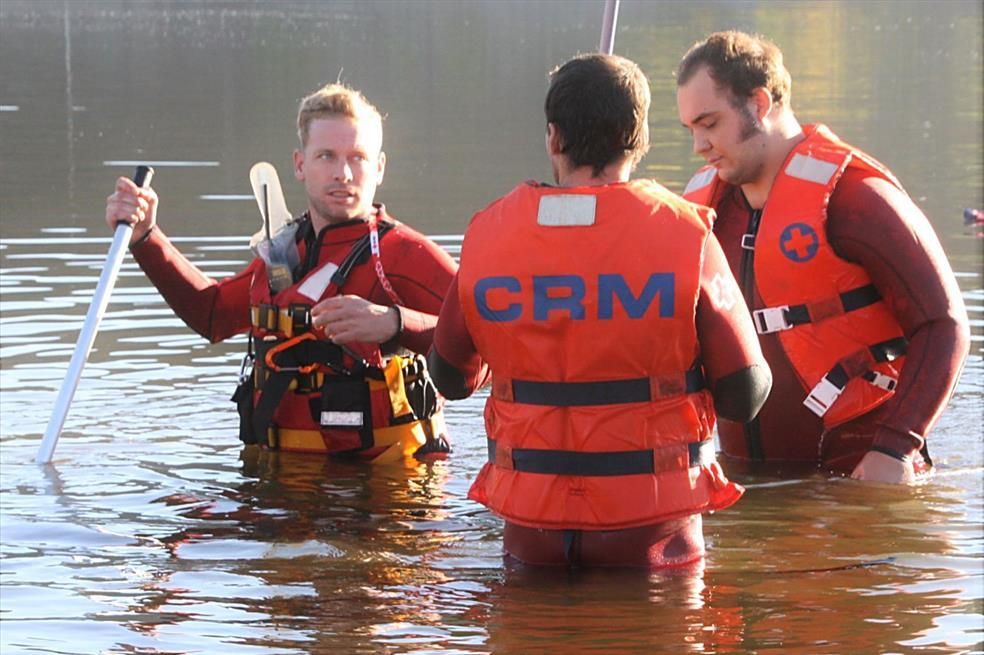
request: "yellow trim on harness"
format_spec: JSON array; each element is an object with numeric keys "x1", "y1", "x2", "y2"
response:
[
  {"x1": 267, "y1": 413, "x2": 442, "y2": 462},
  {"x1": 382, "y1": 354, "x2": 414, "y2": 420},
  {"x1": 250, "y1": 304, "x2": 310, "y2": 339}
]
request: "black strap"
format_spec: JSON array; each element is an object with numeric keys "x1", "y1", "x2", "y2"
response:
[
  {"x1": 744, "y1": 415, "x2": 766, "y2": 462},
  {"x1": 739, "y1": 207, "x2": 763, "y2": 306},
  {"x1": 488, "y1": 439, "x2": 714, "y2": 476},
  {"x1": 825, "y1": 336, "x2": 908, "y2": 389},
  {"x1": 330, "y1": 221, "x2": 396, "y2": 289},
  {"x1": 510, "y1": 365, "x2": 705, "y2": 407},
  {"x1": 250, "y1": 338, "x2": 365, "y2": 440},
  {"x1": 781, "y1": 284, "x2": 882, "y2": 327}
]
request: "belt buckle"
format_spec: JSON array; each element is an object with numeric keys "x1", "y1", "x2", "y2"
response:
[
  {"x1": 752, "y1": 306, "x2": 792, "y2": 334},
  {"x1": 866, "y1": 371, "x2": 898, "y2": 391},
  {"x1": 803, "y1": 376, "x2": 844, "y2": 417}
]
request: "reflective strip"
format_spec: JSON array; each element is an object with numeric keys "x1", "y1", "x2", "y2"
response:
[
  {"x1": 683, "y1": 167, "x2": 717, "y2": 195},
  {"x1": 320, "y1": 411, "x2": 364, "y2": 427},
  {"x1": 537, "y1": 194, "x2": 597, "y2": 226},
  {"x1": 785, "y1": 153, "x2": 838, "y2": 185},
  {"x1": 297, "y1": 262, "x2": 340, "y2": 301}
]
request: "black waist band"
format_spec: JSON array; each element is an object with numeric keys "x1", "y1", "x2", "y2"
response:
[
  {"x1": 783, "y1": 283, "x2": 882, "y2": 327},
  {"x1": 510, "y1": 366, "x2": 705, "y2": 407},
  {"x1": 487, "y1": 438, "x2": 715, "y2": 476}
]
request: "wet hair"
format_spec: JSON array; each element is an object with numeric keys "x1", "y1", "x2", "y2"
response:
[
  {"x1": 296, "y1": 83, "x2": 383, "y2": 147},
  {"x1": 676, "y1": 31, "x2": 791, "y2": 109},
  {"x1": 544, "y1": 53, "x2": 651, "y2": 176}
]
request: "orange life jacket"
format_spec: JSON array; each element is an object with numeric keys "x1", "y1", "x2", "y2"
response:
[
  {"x1": 458, "y1": 180, "x2": 743, "y2": 531},
  {"x1": 683, "y1": 124, "x2": 907, "y2": 427},
  {"x1": 237, "y1": 215, "x2": 445, "y2": 463}
]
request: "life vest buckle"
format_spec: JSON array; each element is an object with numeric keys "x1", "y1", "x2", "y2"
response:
[
  {"x1": 740, "y1": 233, "x2": 756, "y2": 250},
  {"x1": 803, "y1": 375, "x2": 844, "y2": 417},
  {"x1": 864, "y1": 370, "x2": 898, "y2": 391},
  {"x1": 752, "y1": 306, "x2": 792, "y2": 334}
]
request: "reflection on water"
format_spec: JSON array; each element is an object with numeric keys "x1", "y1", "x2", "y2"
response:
[{"x1": 1, "y1": 1, "x2": 981, "y2": 654}]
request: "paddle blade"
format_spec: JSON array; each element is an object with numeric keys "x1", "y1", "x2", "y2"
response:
[{"x1": 249, "y1": 162, "x2": 292, "y2": 247}]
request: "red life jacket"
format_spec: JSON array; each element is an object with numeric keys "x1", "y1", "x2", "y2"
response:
[
  {"x1": 239, "y1": 212, "x2": 444, "y2": 462},
  {"x1": 458, "y1": 180, "x2": 743, "y2": 531},
  {"x1": 683, "y1": 124, "x2": 907, "y2": 428}
]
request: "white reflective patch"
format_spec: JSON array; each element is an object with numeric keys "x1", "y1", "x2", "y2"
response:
[
  {"x1": 708, "y1": 272, "x2": 737, "y2": 311},
  {"x1": 537, "y1": 194, "x2": 596, "y2": 226},
  {"x1": 297, "y1": 262, "x2": 340, "y2": 301},
  {"x1": 785, "y1": 153, "x2": 838, "y2": 185},
  {"x1": 683, "y1": 167, "x2": 717, "y2": 196},
  {"x1": 320, "y1": 411, "x2": 363, "y2": 427}
]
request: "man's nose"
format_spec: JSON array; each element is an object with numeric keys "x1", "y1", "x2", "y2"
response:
[
  {"x1": 333, "y1": 160, "x2": 353, "y2": 182},
  {"x1": 692, "y1": 132, "x2": 710, "y2": 156}
]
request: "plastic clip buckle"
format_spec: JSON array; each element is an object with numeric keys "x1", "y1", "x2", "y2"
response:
[
  {"x1": 803, "y1": 376, "x2": 844, "y2": 417},
  {"x1": 740, "y1": 233, "x2": 756, "y2": 250},
  {"x1": 866, "y1": 371, "x2": 898, "y2": 391},
  {"x1": 753, "y1": 306, "x2": 792, "y2": 334},
  {"x1": 238, "y1": 354, "x2": 254, "y2": 384}
]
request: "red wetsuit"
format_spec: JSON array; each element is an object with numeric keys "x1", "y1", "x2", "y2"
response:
[
  {"x1": 711, "y1": 166, "x2": 969, "y2": 471},
  {"x1": 432, "y1": 183, "x2": 768, "y2": 567},
  {"x1": 130, "y1": 205, "x2": 457, "y2": 450}
]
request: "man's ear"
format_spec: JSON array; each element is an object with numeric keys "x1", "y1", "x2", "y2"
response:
[
  {"x1": 293, "y1": 149, "x2": 304, "y2": 181},
  {"x1": 546, "y1": 123, "x2": 564, "y2": 156},
  {"x1": 750, "y1": 86, "x2": 774, "y2": 122},
  {"x1": 376, "y1": 151, "x2": 386, "y2": 185}
]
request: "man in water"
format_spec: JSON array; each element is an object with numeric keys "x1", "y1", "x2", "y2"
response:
[
  {"x1": 428, "y1": 54, "x2": 771, "y2": 567},
  {"x1": 676, "y1": 31, "x2": 970, "y2": 483},
  {"x1": 106, "y1": 83, "x2": 456, "y2": 462}
]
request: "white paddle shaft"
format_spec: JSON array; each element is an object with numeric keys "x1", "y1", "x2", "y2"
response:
[{"x1": 36, "y1": 166, "x2": 153, "y2": 464}]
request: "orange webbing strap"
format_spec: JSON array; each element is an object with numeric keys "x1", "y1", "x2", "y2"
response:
[{"x1": 264, "y1": 332, "x2": 318, "y2": 374}]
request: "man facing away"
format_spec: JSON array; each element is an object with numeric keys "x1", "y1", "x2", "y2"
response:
[
  {"x1": 106, "y1": 83, "x2": 457, "y2": 463},
  {"x1": 676, "y1": 31, "x2": 970, "y2": 483},
  {"x1": 428, "y1": 54, "x2": 772, "y2": 568}
]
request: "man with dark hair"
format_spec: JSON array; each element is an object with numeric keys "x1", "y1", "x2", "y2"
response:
[
  {"x1": 106, "y1": 83, "x2": 456, "y2": 463},
  {"x1": 428, "y1": 54, "x2": 771, "y2": 568},
  {"x1": 676, "y1": 31, "x2": 970, "y2": 483}
]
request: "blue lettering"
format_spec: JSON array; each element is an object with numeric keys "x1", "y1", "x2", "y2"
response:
[
  {"x1": 473, "y1": 273, "x2": 675, "y2": 321},
  {"x1": 598, "y1": 273, "x2": 675, "y2": 318},
  {"x1": 475, "y1": 276, "x2": 521, "y2": 321},
  {"x1": 533, "y1": 275, "x2": 586, "y2": 320}
]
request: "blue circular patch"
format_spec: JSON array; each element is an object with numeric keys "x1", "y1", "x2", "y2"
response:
[{"x1": 779, "y1": 223, "x2": 819, "y2": 262}]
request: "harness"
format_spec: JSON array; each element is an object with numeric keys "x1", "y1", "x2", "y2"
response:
[{"x1": 232, "y1": 220, "x2": 445, "y2": 459}]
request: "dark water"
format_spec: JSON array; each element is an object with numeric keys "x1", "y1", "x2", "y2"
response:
[{"x1": 1, "y1": 2, "x2": 981, "y2": 653}]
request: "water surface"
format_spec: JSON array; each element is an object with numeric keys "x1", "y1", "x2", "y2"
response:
[{"x1": 1, "y1": 2, "x2": 981, "y2": 653}]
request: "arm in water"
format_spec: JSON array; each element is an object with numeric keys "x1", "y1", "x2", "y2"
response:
[{"x1": 825, "y1": 170, "x2": 970, "y2": 483}]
